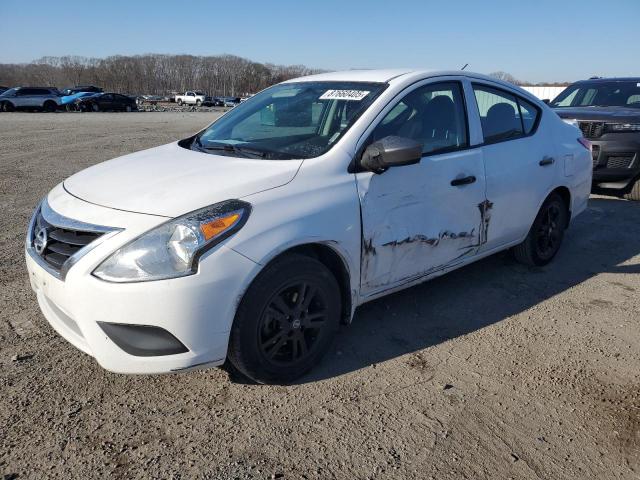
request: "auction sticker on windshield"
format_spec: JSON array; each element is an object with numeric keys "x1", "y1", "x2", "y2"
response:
[{"x1": 319, "y1": 90, "x2": 370, "y2": 101}]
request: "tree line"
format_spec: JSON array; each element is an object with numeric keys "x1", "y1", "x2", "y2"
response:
[{"x1": 0, "y1": 54, "x2": 324, "y2": 96}]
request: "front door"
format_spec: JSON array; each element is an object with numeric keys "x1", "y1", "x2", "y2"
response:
[{"x1": 356, "y1": 80, "x2": 487, "y2": 296}]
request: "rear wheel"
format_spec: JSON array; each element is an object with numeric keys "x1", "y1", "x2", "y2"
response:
[
  {"x1": 513, "y1": 193, "x2": 568, "y2": 266},
  {"x1": 196, "y1": 99, "x2": 202, "y2": 107},
  {"x1": 228, "y1": 254, "x2": 341, "y2": 384},
  {"x1": 624, "y1": 179, "x2": 640, "y2": 201},
  {"x1": 43, "y1": 100, "x2": 57, "y2": 112},
  {"x1": 3, "y1": 101, "x2": 15, "y2": 112}
]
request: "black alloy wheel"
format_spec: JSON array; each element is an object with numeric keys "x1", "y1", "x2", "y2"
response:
[
  {"x1": 513, "y1": 193, "x2": 568, "y2": 266},
  {"x1": 258, "y1": 281, "x2": 330, "y2": 365},
  {"x1": 535, "y1": 201, "x2": 562, "y2": 261},
  {"x1": 228, "y1": 253, "x2": 341, "y2": 384}
]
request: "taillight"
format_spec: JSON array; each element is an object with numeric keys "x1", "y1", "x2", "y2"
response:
[{"x1": 578, "y1": 137, "x2": 592, "y2": 152}]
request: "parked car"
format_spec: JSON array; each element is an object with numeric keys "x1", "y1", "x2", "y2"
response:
[
  {"x1": 0, "y1": 87, "x2": 61, "y2": 112},
  {"x1": 76, "y1": 92, "x2": 138, "y2": 112},
  {"x1": 60, "y1": 91, "x2": 99, "y2": 109},
  {"x1": 60, "y1": 85, "x2": 103, "y2": 96},
  {"x1": 202, "y1": 96, "x2": 223, "y2": 107},
  {"x1": 136, "y1": 94, "x2": 163, "y2": 105},
  {"x1": 223, "y1": 96, "x2": 241, "y2": 107},
  {"x1": 550, "y1": 77, "x2": 640, "y2": 200},
  {"x1": 25, "y1": 69, "x2": 591, "y2": 383},
  {"x1": 175, "y1": 91, "x2": 206, "y2": 106}
]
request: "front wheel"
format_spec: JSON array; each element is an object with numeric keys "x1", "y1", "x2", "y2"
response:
[
  {"x1": 513, "y1": 193, "x2": 568, "y2": 266},
  {"x1": 177, "y1": 99, "x2": 183, "y2": 106},
  {"x1": 196, "y1": 99, "x2": 202, "y2": 107},
  {"x1": 228, "y1": 254, "x2": 341, "y2": 384}
]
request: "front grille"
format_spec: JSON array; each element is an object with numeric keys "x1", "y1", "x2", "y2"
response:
[
  {"x1": 592, "y1": 144, "x2": 600, "y2": 167},
  {"x1": 32, "y1": 211, "x2": 103, "y2": 272},
  {"x1": 578, "y1": 121, "x2": 605, "y2": 139},
  {"x1": 606, "y1": 153, "x2": 636, "y2": 169},
  {"x1": 27, "y1": 199, "x2": 118, "y2": 279}
]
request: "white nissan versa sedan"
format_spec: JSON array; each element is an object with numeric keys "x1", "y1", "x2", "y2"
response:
[{"x1": 25, "y1": 70, "x2": 592, "y2": 383}]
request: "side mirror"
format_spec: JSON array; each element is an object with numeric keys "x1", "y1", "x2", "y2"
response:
[
  {"x1": 542, "y1": 99, "x2": 551, "y2": 105},
  {"x1": 360, "y1": 136, "x2": 423, "y2": 173}
]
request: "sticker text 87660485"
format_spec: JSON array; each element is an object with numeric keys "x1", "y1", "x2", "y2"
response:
[{"x1": 319, "y1": 90, "x2": 370, "y2": 101}]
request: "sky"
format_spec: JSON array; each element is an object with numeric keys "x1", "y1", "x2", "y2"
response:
[{"x1": 0, "y1": 0, "x2": 638, "y2": 83}]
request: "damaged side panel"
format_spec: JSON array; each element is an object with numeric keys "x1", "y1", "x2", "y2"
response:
[{"x1": 356, "y1": 149, "x2": 489, "y2": 296}]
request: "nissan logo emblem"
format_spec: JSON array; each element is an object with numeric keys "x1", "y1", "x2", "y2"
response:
[{"x1": 34, "y1": 227, "x2": 48, "y2": 255}]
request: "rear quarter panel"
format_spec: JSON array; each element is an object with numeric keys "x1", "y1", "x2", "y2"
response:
[{"x1": 551, "y1": 115, "x2": 592, "y2": 219}]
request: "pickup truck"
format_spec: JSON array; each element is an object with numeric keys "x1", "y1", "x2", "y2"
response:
[{"x1": 174, "y1": 91, "x2": 206, "y2": 106}]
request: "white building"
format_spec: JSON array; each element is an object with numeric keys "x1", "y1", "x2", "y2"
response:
[{"x1": 520, "y1": 85, "x2": 567, "y2": 101}]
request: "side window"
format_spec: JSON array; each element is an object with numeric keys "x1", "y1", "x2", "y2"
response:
[
  {"x1": 579, "y1": 88, "x2": 597, "y2": 106},
  {"x1": 473, "y1": 85, "x2": 524, "y2": 143},
  {"x1": 372, "y1": 81, "x2": 468, "y2": 155}
]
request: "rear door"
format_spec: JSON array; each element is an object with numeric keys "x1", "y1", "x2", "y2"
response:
[
  {"x1": 470, "y1": 83, "x2": 556, "y2": 251},
  {"x1": 356, "y1": 78, "x2": 487, "y2": 296}
]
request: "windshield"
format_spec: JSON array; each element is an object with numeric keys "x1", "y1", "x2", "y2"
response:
[
  {"x1": 551, "y1": 81, "x2": 640, "y2": 108},
  {"x1": 0, "y1": 88, "x2": 17, "y2": 97},
  {"x1": 193, "y1": 81, "x2": 386, "y2": 159}
]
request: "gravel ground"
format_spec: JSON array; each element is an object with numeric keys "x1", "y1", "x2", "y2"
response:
[{"x1": 1, "y1": 112, "x2": 639, "y2": 480}]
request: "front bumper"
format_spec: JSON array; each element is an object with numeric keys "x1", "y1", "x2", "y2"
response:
[
  {"x1": 25, "y1": 188, "x2": 259, "y2": 374},
  {"x1": 591, "y1": 133, "x2": 640, "y2": 190}
]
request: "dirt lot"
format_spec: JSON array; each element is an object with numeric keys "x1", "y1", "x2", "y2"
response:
[{"x1": 1, "y1": 112, "x2": 639, "y2": 479}]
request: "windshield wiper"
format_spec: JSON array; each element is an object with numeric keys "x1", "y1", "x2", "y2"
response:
[
  {"x1": 203, "y1": 145, "x2": 267, "y2": 158},
  {"x1": 193, "y1": 138, "x2": 267, "y2": 158}
]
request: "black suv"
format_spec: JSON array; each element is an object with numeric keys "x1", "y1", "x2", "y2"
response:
[{"x1": 551, "y1": 77, "x2": 640, "y2": 200}]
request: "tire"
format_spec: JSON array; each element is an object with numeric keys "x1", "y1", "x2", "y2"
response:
[
  {"x1": 92, "y1": 103, "x2": 99, "y2": 112},
  {"x1": 43, "y1": 101, "x2": 56, "y2": 112},
  {"x1": 177, "y1": 99, "x2": 183, "y2": 106},
  {"x1": 3, "y1": 101, "x2": 15, "y2": 112},
  {"x1": 624, "y1": 179, "x2": 640, "y2": 201},
  {"x1": 196, "y1": 99, "x2": 202, "y2": 107},
  {"x1": 513, "y1": 193, "x2": 568, "y2": 266},
  {"x1": 228, "y1": 254, "x2": 341, "y2": 384}
]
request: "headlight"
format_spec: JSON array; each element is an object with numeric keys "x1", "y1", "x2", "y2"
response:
[
  {"x1": 606, "y1": 123, "x2": 640, "y2": 132},
  {"x1": 93, "y1": 200, "x2": 251, "y2": 283},
  {"x1": 562, "y1": 118, "x2": 579, "y2": 128}
]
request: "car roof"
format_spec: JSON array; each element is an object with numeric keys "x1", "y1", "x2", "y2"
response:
[
  {"x1": 283, "y1": 68, "x2": 522, "y2": 88},
  {"x1": 575, "y1": 77, "x2": 640, "y2": 83},
  {"x1": 283, "y1": 69, "x2": 415, "y2": 83}
]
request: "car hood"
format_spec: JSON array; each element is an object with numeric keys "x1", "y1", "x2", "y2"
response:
[
  {"x1": 553, "y1": 106, "x2": 640, "y2": 122},
  {"x1": 63, "y1": 142, "x2": 303, "y2": 217}
]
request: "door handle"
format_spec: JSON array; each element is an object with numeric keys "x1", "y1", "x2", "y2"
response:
[
  {"x1": 450, "y1": 175, "x2": 476, "y2": 186},
  {"x1": 539, "y1": 156, "x2": 555, "y2": 166}
]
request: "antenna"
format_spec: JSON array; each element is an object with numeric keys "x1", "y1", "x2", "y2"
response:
[{"x1": 461, "y1": 63, "x2": 469, "y2": 71}]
